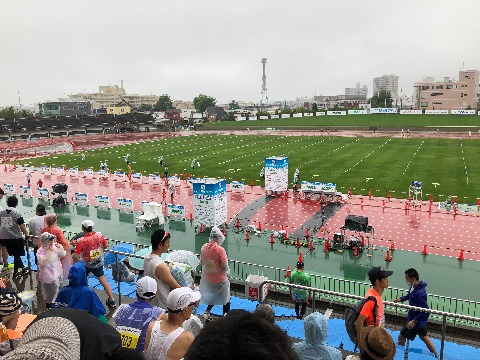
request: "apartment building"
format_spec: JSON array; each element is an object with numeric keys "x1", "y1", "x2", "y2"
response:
[
  {"x1": 373, "y1": 74, "x2": 399, "y2": 100},
  {"x1": 345, "y1": 83, "x2": 368, "y2": 97},
  {"x1": 413, "y1": 70, "x2": 479, "y2": 110}
]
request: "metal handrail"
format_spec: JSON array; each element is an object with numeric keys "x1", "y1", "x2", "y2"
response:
[{"x1": 258, "y1": 280, "x2": 480, "y2": 360}]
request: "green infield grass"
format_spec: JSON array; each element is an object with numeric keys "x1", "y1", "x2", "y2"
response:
[
  {"x1": 202, "y1": 114, "x2": 480, "y2": 128},
  {"x1": 32, "y1": 134, "x2": 480, "y2": 203}
]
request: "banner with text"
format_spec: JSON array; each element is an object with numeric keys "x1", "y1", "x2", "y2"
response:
[
  {"x1": 56, "y1": 167, "x2": 66, "y2": 175},
  {"x1": 327, "y1": 111, "x2": 346, "y2": 116},
  {"x1": 38, "y1": 187, "x2": 49, "y2": 198},
  {"x1": 19, "y1": 186, "x2": 32, "y2": 196},
  {"x1": 300, "y1": 181, "x2": 336, "y2": 194},
  {"x1": 83, "y1": 168, "x2": 94, "y2": 178},
  {"x1": 370, "y1": 108, "x2": 398, "y2": 114},
  {"x1": 117, "y1": 198, "x2": 133, "y2": 210},
  {"x1": 3, "y1": 184, "x2": 15, "y2": 194},
  {"x1": 348, "y1": 109, "x2": 367, "y2": 115},
  {"x1": 400, "y1": 110, "x2": 422, "y2": 114},
  {"x1": 230, "y1": 181, "x2": 245, "y2": 193},
  {"x1": 149, "y1": 174, "x2": 162, "y2": 184},
  {"x1": 451, "y1": 109, "x2": 476, "y2": 115},
  {"x1": 425, "y1": 110, "x2": 449, "y2": 114},
  {"x1": 114, "y1": 171, "x2": 126, "y2": 182},
  {"x1": 167, "y1": 204, "x2": 185, "y2": 217},
  {"x1": 95, "y1": 195, "x2": 110, "y2": 208},
  {"x1": 69, "y1": 168, "x2": 79, "y2": 177},
  {"x1": 131, "y1": 173, "x2": 143, "y2": 183},
  {"x1": 75, "y1": 193, "x2": 89, "y2": 205}
]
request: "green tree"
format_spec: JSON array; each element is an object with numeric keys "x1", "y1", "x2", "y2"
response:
[
  {"x1": 370, "y1": 90, "x2": 393, "y2": 108},
  {"x1": 154, "y1": 94, "x2": 173, "y2": 111},
  {"x1": 228, "y1": 100, "x2": 240, "y2": 110},
  {"x1": 193, "y1": 94, "x2": 216, "y2": 114},
  {"x1": 139, "y1": 104, "x2": 153, "y2": 111},
  {"x1": 223, "y1": 112, "x2": 236, "y2": 121},
  {"x1": 0, "y1": 106, "x2": 33, "y2": 120}
]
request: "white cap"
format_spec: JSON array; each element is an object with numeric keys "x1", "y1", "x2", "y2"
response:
[
  {"x1": 136, "y1": 276, "x2": 157, "y2": 299},
  {"x1": 82, "y1": 220, "x2": 94, "y2": 230},
  {"x1": 209, "y1": 226, "x2": 225, "y2": 245},
  {"x1": 167, "y1": 287, "x2": 201, "y2": 312}
]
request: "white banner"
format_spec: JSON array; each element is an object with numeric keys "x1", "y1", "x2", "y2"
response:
[
  {"x1": 260, "y1": 116, "x2": 269, "y2": 120},
  {"x1": 69, "y1": 168, "x2": 79, "y2": 177},
  {"x1": 327, "y1": 111, "x2": 346, "y2": 116},
  {"x1": 95, "y1": 195, "x2": 110, "y2": 208},
  {"x1": 19, "y1": 186, "x2": 32, "y2": 196},
  {"x1": 348, "y1": 109, "x2": 367, "y2": 115},
  {"x1": 38, "y1": 187, "x2": 49, "y2": 198},
  {"x1": 425, "y1": 109, "x2": 449, "y2": 114},
  {"x1": 98, "y1": 170, "x2": 109, "y2": 179},
  {"x1": 168, "y1": 176, "x2": 181, "y2": 186},
  {"x1": 238, "y1": 116, "x2": 247, "y2": 121},
  {"x1": 451, "y1": 109, "x2": 476, "y2": 115},
  {"x1": 114, "y1": 171, "x2": 126, "y2": 182},
  {"x1": 131, "y1": 173, "x2": 142, "y2": 183},
  {"x1": 247, "y1": 116, "x2": 257, "y2": 121},
  {"x1": 230, "y1": 181, "x2": 245, "y2": 193},
  {"x1": 315, "y1": 112, "x2": 326, "y2": 116},
  {"x1": 75, "y1": 192, "x2": 88, "y2": 205},
  {"x1": 370, "y1": 108, "x2": 398, "y2": 114},
  {"x1": 167, "y1": 204, "x2": 185, "y2": 217},
  {"x1": 400, "y1": 110, "x2": 422, "y2": 114},
  {"x1": 3, "y1": 184, "x2": 15, "y2": 194},
  {"x1": 149, "y1": 174, "x2": 162, "y2": 184},
  {"x1": 271, "y1": 115, "x2": 280, "y2": 119},
  {"x1": 56, "y1": 167, "x2": 66, "y2": 175},
  {"x1": 41, "y1": 166, "x2": 51, "y2": 174},
  {"x1": 83, "y1": 168, "x2": 94, "y2": 178},
  {"x1": 292, "y1": 113, "x2": 302, "y2": 118},
  {"x1": 117, "y1": 198, "x2": 133, "y2": 210},
  {"x1": 281, "y1": 114, "x2": 291, "y2": 118},
  {"x1": 304, "y1": 112, "x2": 313, "y2": 117},
  {"x1": 300, "y1": 181, "x2": 336, "y2": 194}
]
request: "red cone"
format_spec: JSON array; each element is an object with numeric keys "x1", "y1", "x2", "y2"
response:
[
  {"x1": 199, "y1": 224, "x2": 204, "y2": 233},
  {"x1": 324, "y1": 240, "x2": 330, "y2": 252},
  {"x1": 296, "y1": 238, "x2": 301, "y2": 248},
  {"x1": 245, "y1": 231, "x2": 250, "y2": 241},
  {"x1": 284, "y1": 230, "x2": 288, "y2": 239},
  {"x1": 422, "y1": 245, "x2": 428, "y2": 256},
  {"x1": 235, "y1": 219, "x2": 241, "y2": 228},
  {"x1": 285, "y1": 265, "x2": 291, "y2": 278},
  {"x1": 453, "y1": 206, "x2": 457, "y2": 215},
  {"x1": 258, "y1": 222, "x2": 262, "y2": 231},
  {"x1": 189, "y1": 213, "x2": 193, "y2": 221},
  {"x1": 353, "y1": 246, "x2": 359, "y2": 257},
  {"x1": 458, "y1": 249, "x2": 465, "y2": 261},
  {"x1": 368, "y1": 188, "x2": 372, "y2": 200},
  {"x1": 385, "y1": 249, "x2": 392, "y2": 262},
  {"x1": 298, "y1": 252, "x2": 303, "y2": 263},
  {"x1": 269, "y1": 233, "x2": 275, "y2": 244},
  {"x1": 390, "y1": 241, "x2": 395, "y2": 251},
  {"x1": 309, "y1": 239, "x2": 315, "y2": 251},
  {"x1": 281, "y1": 224, "x2": 285, "y2": 231},
  {"x1": 305, "y1": 228, "x2": 310, "y2": 238}
]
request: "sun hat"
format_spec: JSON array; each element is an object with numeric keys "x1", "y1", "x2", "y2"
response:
[
  {"x1": 136, "y1": 276, "x2": 157, "y2": 300},
  {"x1": 358, "y1": 326, "x2": 396, "y2": 360},
  {"x1": 2, "y1": 317, "x2": 81, "y2": 360},
  {"x1": 81, "y1": 219, "x2": 94, "y2": 230},
  {"x1": 167, "y1": 287, "x2": 201, "y2": 312},
  {"x1": 0, "y1": 293, "x2": 22, "y2": 316}
]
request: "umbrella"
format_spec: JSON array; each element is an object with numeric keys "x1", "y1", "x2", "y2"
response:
[
  {"x1": 165, "y1": 250, "x2": 200, "y2": 270},
  {"x1": 129, "y1": 247, "x2": 152, "y2": 270}
]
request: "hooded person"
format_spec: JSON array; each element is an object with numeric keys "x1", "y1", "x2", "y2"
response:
[
  {"x1": 293, "y1": 312, "x2": 342, "y2": 360},
  {"x1": 53, "y1": 262, "x2": 107, "y2": 323},
  {"x1": 40, "y1": 213, "x2": 72, "y2": 279},
  {"x1": 36, "y1": 232, "x2": 66, "y2": 308},
  {"x1": 199, "y1": 226, "x2": 230, "y2": 320}
]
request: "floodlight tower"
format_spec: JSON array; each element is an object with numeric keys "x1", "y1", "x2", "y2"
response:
[{"x1": 261, "y1": 58, "x2": 268, "y2": 106}]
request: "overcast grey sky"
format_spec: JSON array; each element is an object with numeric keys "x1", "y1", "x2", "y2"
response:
[{"x1": 1, "y1": 0, "x2": 479, "y2": 107}]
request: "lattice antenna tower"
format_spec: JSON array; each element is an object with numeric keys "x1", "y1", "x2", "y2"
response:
[{"x1": 261, "y1": 58, "x2": 268, "y2": 105}]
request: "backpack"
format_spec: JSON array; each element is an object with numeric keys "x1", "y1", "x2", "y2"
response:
[{"x1": 344, "y1": 296, "x2": 378, "y2": 345}]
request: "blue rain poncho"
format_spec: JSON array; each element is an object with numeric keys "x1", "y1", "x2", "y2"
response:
[{"x1": 293, "y1": 312, "x2": 342, "y2": 360}]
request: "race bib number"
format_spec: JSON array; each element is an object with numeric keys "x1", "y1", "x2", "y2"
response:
[
  {"x1": 0, "y1": 217, "x2": 13, "y2": 228},
  {"x1": 89, "y1": 248, "x2": 102, "y2": 260},
  {"x1": 117, "y1": 326, "x2": 141, "y2": 349}
]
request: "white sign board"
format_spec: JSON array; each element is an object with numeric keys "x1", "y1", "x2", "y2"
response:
[
  {"x1": 451, "y1": 109, "x2": 476, "y2": 115},
  {"x1": 315, "y1": 112, "x2": 326, "y2": 116},
  {"x1": 114, "y1": 171, "x2": 126, "y2": 182},
  {"x1": 3, "y1": 184, "x2": 15, "y2": 194},
  {"x1": 98, "y1": 170, "x2": 109, "y2": 179},
  {"x1": 38, "y1": 187, "x2": 49, "y2": 198},
  {"x1": 131, "y1": 173, "x2": 142, "y2": 183},
  {"x1": 95, "y1": 195, "x2": 110, "y2": 208},
  {"x1": 75, "y1": 192, "x2": 88, "y2": 205},
  {"x1": 281, "y1": 114, "x2": 290, "y2": 119},
  {"x1": 230, "y1": 181, "x2": 244, "y2": 193},
  {"x1": 348, "y1": 109, "x2": 367, "y2": 115},
  {"x1": 300, "y1": 181, "x2": 336, "y2": 194},
  {"x1": 265, "y1": 157, "x2": 288, "y2": 192},
  {"x1": 69, "y1": 168, "x2": 79, "y2": 177},
  {"x1": 370, "y1": 108, "x2": 398, "y2": 114},
  {"x1": 192, "y1": 179, "x2": 227, "y2": 227},
  {"x1": 117, "y1": 198, "x2": 133, "y2": 210},
  {"x1": 304, "y1": 112, "x2": 313, "y2": 117},
  {"x1": 19, "y1": 186, "x2": 32, "y2": 196},
  {"x1": 167, "y1": 204, "x2": 185, "y2": 217},
  {"x1": 327, "y1": 111, "x2": 346, "y2": 116},
  {"x1": 260, "y1": 116, "x2": 269, "y2": 120},
  {"x1": 149, "y1": 174, "x2": 162, "y2": 184},
  {"x1": 271, "y1": 115, "x2": 280, "y2": 119},
  {"x1": 292, "y1": 113, "x2": 302, "y2": 118},
  {"x1": 168, "y1": 176, "x2": 181, "y2": 187},
  {"x1": 400, "y1": 110, "x2": 422, "y2": 115},
  {"x1": 425, "y1": 110, "x2": 449, "y2": 114},
  {"x1": 83, "y1": 168, "x2": 94, "y2": 178},
  {"x1": 56, "y1": 167, "x2": 66, "y2": 175}
]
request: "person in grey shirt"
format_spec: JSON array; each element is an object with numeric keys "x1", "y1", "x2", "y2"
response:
[
  {"x1": 0, "y1": 196, "x2": 30, "y2": 277},
  {"x1": 28, "y1": 203, "x2": 47, "y2": 264}
]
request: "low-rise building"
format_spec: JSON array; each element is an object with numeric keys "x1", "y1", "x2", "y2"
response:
[
  {"x1": 39, "y1": 101, "x2": 92, "y2": 116},
  {"x1": 106, "y1": 99, "x2": 131, "y2": 115}
]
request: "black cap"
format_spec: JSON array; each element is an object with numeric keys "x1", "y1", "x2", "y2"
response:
[
  {"x1": 368, "y1": 266, "x2": 393, "y2": 283},
  {"x1": 36, "y1": 204, "x2": 47, "y2": 215}
]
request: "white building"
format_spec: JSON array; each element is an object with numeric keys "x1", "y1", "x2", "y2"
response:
[
  {"x1": 373, "y1": 75, "x2": 399, "y2": 100},
  {"x1": 345, "y1": 83, "x2": 368, "y2": 97}
]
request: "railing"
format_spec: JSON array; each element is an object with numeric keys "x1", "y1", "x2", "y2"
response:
[{"x1": 258, "y1": 280, "x2": 480, "y2": 360}]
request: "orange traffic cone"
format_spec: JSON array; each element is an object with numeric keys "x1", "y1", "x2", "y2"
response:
[
  {"x1": 281, "y1": 224, "x2": 285, "y2": 231},
  {"x1": 324, "y1": 240, "x2": 330, "y2": 252},
  {"x1": 390, "y1": 241, "x2": 395, "y2": 251},
  {"x1": 269, "y1": 233, "x2": 275, "y2": 244},
  {"x1": 245, "y1": 231, "x2": 250, "y2": 241},
  {"x1": 298, "y1": 252, "x2": 304, "y2": 263},
  {"x1": 199, "y1": 224, "x2": 204, "y2": 233},
  {"x1": 189, "y1": 213, "x2": 193, "y2": 221},
  {"x1": 453, "y1": 206, "x2": 457, "y2": 215},
  {"x1": 285, "y1": 265, "x2": 291, "y2": 278},
  {"x1": 422, "y1": 245, "x2": 428, "y2": 256},
  {"x1": 305, "y1": 228, "x2": 310, "y2": 238},
  {"x1": 309, "y1": 239, "x2": 315, "y2": 251},
  {"x1": 284, "y1": 230, "x2": 289, "y2": 239},
  {"x1": 235, "y1": 219, "x2": 241, "y2": 228},
  {"x1": 353, "y1": 246, "x2": 359, "y2": 257},
  {"x1": 258, "y1": 222, "x2": 262, "y2": 231},
  {"x1": 458, "y1": 249, "x2": 465, "y2": 261},
  {"x1": 385, "y1": 249, "x2": 392, "y2": 262},
  {"x1": 296, "y1": 238, "x2": 301, "y2": 248}
]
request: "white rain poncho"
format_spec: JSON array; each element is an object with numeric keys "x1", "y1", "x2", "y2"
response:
[
  {"x1": 293, "y1": 312, "x2": 342, "y2": 360},
  {"x1": 199, "y1": 227, "x2": 230, "y2": 305}
]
